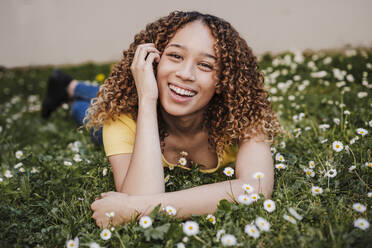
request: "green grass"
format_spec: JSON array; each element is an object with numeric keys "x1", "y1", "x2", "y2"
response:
[{"x1": 0, "y1": 50, "x2": 371, "y2": 247}]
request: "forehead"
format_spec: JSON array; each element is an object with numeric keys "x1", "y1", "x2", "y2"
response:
[{"x1": 167, "y1": 21, "x2": 216, "y2": 56}]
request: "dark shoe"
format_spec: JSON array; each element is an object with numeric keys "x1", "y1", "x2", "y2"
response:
[{"x1": 41, "y1": 69, "x2": 73, "y2": 119}]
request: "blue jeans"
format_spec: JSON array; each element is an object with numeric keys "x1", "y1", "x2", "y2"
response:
[{"x1": 71, "y1": 82, "x2": 102, "y2": 145}]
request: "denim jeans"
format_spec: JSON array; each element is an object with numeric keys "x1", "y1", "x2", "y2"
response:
[{"x1": 71, "y1": 82, "x2": 102, "y2": 145}]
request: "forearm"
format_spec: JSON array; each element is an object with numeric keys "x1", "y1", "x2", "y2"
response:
[
  {"x1": 122, "y1": 99, "x2": 164, "y2": 195},
  {"x1": 134, "y1": 177, "x2": 272, "y2": 218}
]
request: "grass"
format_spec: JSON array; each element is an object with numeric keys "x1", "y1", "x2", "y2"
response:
[{"x1": 0, "y1": 49, "x2": 371, "y2": 247}]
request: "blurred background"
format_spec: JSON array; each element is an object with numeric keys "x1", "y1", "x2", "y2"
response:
[{"x1": 1, "y1": 0, "x2": 371, "y2": 68}]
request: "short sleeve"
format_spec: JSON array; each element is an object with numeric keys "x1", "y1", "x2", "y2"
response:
[{"x1": 102, "y1": 114, "x2": 136, "y2": 156}]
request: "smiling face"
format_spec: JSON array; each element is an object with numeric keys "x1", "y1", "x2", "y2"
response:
[{"x1": 156, "y1": 21, "x2": 218, "y2": 118}]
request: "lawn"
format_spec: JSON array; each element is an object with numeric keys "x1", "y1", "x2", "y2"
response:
[{"x1": 0, "y1": 49, "x2": 371, "y2": 247}]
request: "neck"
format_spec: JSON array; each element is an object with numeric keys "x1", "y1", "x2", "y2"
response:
[{"x1": 160, "y1": 107, "x2": 205, "y2": 137}]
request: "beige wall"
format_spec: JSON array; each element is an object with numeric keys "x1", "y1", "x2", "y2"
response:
[{"x1": 1, "y1": 0, "x2": 371, "y2": 68}]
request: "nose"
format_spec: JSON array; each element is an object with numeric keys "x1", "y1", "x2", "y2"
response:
[{"x1": 175, "y1": 61, "x2": 195, "y2": 81}]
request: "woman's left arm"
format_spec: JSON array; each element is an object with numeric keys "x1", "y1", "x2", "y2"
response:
[{"x1": 92, "y1": 137, "x2": 274, "y2": 227}]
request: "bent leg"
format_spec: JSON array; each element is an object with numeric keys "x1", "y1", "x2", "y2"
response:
[{"x1": 73, "y1": 81, "x2": 100, "y2": 102}]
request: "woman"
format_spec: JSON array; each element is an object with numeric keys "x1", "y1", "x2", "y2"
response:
[{"x1": 45, "y1": 11, "x2": 280, "y2": 228}]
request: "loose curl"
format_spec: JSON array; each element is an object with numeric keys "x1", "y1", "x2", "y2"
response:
[{"x1": 86, "y1": 11, "x2": 280, "y2": 158}]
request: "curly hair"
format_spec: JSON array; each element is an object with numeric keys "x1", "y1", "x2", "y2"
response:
[{"x1": 86, "y1": 10, "x2": 280, "y2": 158}]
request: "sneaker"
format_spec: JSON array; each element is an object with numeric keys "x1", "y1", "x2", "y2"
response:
[{"x1": 41, "y1": 69, "x2": 73, "y2": 119}]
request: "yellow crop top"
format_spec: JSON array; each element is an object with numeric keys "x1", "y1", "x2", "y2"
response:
[{"x1": 103, "y1": 114, "x2": 237, "y2": 173}]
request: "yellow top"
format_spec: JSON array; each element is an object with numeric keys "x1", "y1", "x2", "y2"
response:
[{"x1": 103, "y1": 114, "x2": 237, "y2": 173}]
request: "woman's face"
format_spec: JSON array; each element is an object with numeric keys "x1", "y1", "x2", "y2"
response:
[{"x1": 156, "y1": 21, "x2": 218, "y2": 118}]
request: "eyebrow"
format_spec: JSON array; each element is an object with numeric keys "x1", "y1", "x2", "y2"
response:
[{"x1": 167, "y1": 43, "x2": 217, "y2": 61}]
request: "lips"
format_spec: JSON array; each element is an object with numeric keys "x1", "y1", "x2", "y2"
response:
[{"x1": 168, "y1": 83, "x2": 197, "y2": 97}]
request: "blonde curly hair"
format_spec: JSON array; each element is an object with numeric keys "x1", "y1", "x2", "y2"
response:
[{"x1": 86, "y1": 11, "x2": 280, "y2": 157}]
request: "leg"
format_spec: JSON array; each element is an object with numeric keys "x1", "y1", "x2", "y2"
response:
[
  {"x1": 71, "y1": 81, "x2": 100, "y2": 102},
  {"x1": 71, "y1": 100, "x2": 102, "y2": 145}
]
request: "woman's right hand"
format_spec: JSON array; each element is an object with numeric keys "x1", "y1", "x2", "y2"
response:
[{"x1": 130, "y1": 43, "x2": 161, "y2": 103}]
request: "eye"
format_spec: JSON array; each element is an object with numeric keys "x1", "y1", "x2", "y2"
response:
[
  {"x1": 167, "y1": 53, "x2": 182, "y2": 60},
  {"x1": 199, "y1": 63, "x2": 213, "y2": 70}
]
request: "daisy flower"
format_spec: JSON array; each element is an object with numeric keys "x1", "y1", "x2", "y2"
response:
[
  {"x1": 244, "y1": 224, "x2": 260, "y2": 239},
  {"x1": 312, "y1": 186, "x2": 323, "y2": 196},
  {"x1": 348, "y1": 165, "x2": 356, "y2": 172},
  {"x1": 283, "y1": 214, "x2": 297, "y2": 224},
  {"x1": 223, "y1": 167, "x2": 234, "y2": 177},
  {"x1": 4, "y1": 170, "x2": 13, "y2": 178},
  {"x1": 304, "y1": 168, "x2": 315, "y2": 177},
  {"x1": 206, "y1": 214, "x2": 216, "y2": 224},
  {"x1": 253, "y1": 172, "x2": 264, "y2": 180},
  {"x1": 352, "y1": 203, "x2": 367, "y2": 213},
  {"x1": 242, "y1": 184, "x2": 254, "y2": 194},
  {"x1": 354, "y1": 218, "x2": 370, "y2": 230},
  {"x1": 100, "y1": 228, "x2": 111, "y2": 240},
  {"x1": 15, "y1": 150, "x2": 23, "y2": 159},
  {"x1": 275, "y1": 153, "x2": 285, "y2": 162},
  {"x1": 183, "y1": 221, "x2": 199, "y2": 236},
  {"x1": 168, "y1": 164, "x2": 175, "y2": 170},
  {"x1": 365, "y1": 162, "x2": 372, "y2": 168},
  {"x1": 325, "y1": 168, "x2": 337, "y2": 178},
  {"x1": 237, "y1": 194, "x2": 253, "y2": 205},
  {"x1": 0, "y1": 178, "x2": 3, "y2": 183},
  {"x1": 356, "y1": 128, "x2": 368, "y2": 136},
  {"x1": 64, "y1": 161, "x2": 72, "y2": 166},
  {"x1": 66, "y1": 237, "x2": 79, "y2": 248},
  {"x1": 288, "y1": 208, "x2": 303, "y2": 220},
  {"x1": 275, "y1": 163, "x2": 286, "y2": 170},
  {"x1": 344, "y1": 110, "x2": 351, "y2": 115},
  {"x1": 368, "y1": 192, "x2": 372, "y2": 198},
  {"x1": 221, "y1": 234, "x2": 237, "y2": 246},
  {"x1": 31, "y1": 167, "x2": 39, "y2": 173},
  {"x1": 309, "y1": 161, "x2": 316, "y2": 168},
  {"x1": 165, "y1": 205, "x2": 177, "y2": 216},
  {"x1": 263, "y1": 199, "x2": 276, "y2": 212},
  {"x1": 178, "y1": 157, "x2": 187, "y2": 166},
  {"x1": 332, "y1": 141, "x2": 343, "y2": 152},
  {"x1": 164, "y1": 175, "x2": 170, "y2": 183},
  {"x1": 255, "y1": 217, "x2": 270, "y2": 232},
  {"x1": 73, "y1": 154, "x2": 82, "y2": 162},
  {"x1": 14, "y1": 162, "x2": 23, "y2": 169},
  {"x1": 19, "y1": 167, "x2": 25, "y2": 173},
  {"x1": 139, "y1": 216, "x2": 152, "y2": 228},
  {"x1": 89, "y1": 242, "x2": 100, "y2": 248},
  {"x1": 250, "y1": 193, "x2": 260, "y2": 202},
  {"x1": 182, "y1": 236, "x2": 189, "y2": 243},
  {"x1": 176, "y1": 243, "x2": 185, "y2": 248}
]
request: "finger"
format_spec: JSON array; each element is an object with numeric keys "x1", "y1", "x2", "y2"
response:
[
  {"x1": 145, "y1": 52, "x2": 161, "y2": 66},
  {"x1": 132, "y1": 43, "x2": 155, "y2": 65},
  {"x1": 137, "y1": 48, "x2": 160, "y2": 66}
]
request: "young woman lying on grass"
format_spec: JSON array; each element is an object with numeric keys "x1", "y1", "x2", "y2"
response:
[{"x1": 43, "y1": 11, "x2": 280, "y2": 228}]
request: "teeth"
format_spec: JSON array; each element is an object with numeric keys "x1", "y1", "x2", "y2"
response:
[{"x1": 169, "y1": 84, "x2": 196, "y2": 97}]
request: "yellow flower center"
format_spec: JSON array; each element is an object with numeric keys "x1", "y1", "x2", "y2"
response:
[
  {"x1": 336, "y1": 145, "x2": 340, "y2": 148},
  {"x1": 252, "y1": 229, "x2": 255, "y2": 233},
  {"x1": 189, "y1": 226, "x2": 193, "y2": 230},
  {"x1": 257, "y1": 175, "x2": 261, "y2": 179},
  {"x1": 361, "y1": 223, "x2": 364, "y2": 226},
  {"x1": 144, "y1": 221, "x2": 148, "y2": 224},
  {"x1": 209, "y1": 218, "x2": 214, "y2": 222},
  {"x1": 315, "y1": 189, "x2": 319, "y2": 192},
  {"x1": 69, "y1": 243, "x2": 74, "y2": 247},
  {"x1": 268, "y1": 204, "x2": 271, "y2": 207},
  {"x1": 104, "y1": 233, "x2": 107, "y2": 237},
  {"x1": 307, "y1": 171, "x2": 311, "y2": 175}
]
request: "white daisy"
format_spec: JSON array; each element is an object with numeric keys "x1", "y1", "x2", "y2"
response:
[
  {"x1": 356, "y1": 128, "x2": 368, "y2": 136},
  {"x1": 283, "y1": 214, "x2": 297, "y2": 224},
  {"x1": 15, "y1": 150, "x2": 23, "y2": 159},
  {"x1": 64, "y1": 161, "x2": 72, "y2": 166},
  {"x1": 182, "y1": 236, "x2": 189, "y2": 243},
  {"x1": 66, "y1": 237, "x2": 79, "y2": 248},
  {"x1": 4, "y1": 170, "x2": 13, "y2": 178},
  {"x1": 368, "y1": 192, "x2": 372, "y2": 198},
  {"x1": 223, "y1": 167, "x2": 234, "y2": 177},
  {"x1": 312, "y1": 186, "x2": 323, "y2": 196},
  {"x1": 221, "y1": 234, "x2": 237, "y2": 246},
  {"x1": 352, "y1": 203, "x2": 367, "y2": 213},
  {"x1": 168, "y1": 164, "x2": 174, "y2": 170},
  {"x1": 176, "y1": 243, "x2": 185, "y2": 248},
  {"x1": 344, "y1": 110, "x2": 351, "y2": 115},
  {"x1": 275, "y1": 153, "x2": 285, "y2": 162},
  {"x1": 325, "y1": 168, "x2": 337, "y2": 178},
  {"x1": 309, "y1": 161, "x2": 316, "y2": 168},
  {"x1": 250, "y1": 193, "x2": 260, "y2": 202},
  {"x1": 164, "y1": 175, "x2": 170, "y2": 183},
  {"x1": 275, "y1": 163, "x2": 286, "y2": 170},
  {"x1": 165, "y1": 205, "x2": 177, "y2": 216},
  {"x1": 31, "y1": 167, "x2": 39, "y2": 173},
  {"x1": 206, "y1": 214, "x2": 216, "y2": 224},
  {"x1": 332, "y1": 141, "x2": 343, "y2": 152},
  {"x1": 348, "y1": 165, "x2": 356, "y2": 172},
  {"x1": 183, "y1": 221, "x2": 199, "y2": 236},
  {"x1": 0, "y1": 178, "x2": 3, "y2": 183},
  {"x1": 100, "y1": 228, "x2": 111, "y2": 240},
  {"x1": 19, "y1": 167, "x2": 25, "y2": 173},
  {"x1": 288, "y1": 208, "x2": 303, "y2": 220},
  {"x1": 237, "y1": 194, "x2": 253, "y2": 205},
  {"x1": 253, "y1": 172, "x2": 264, "y2": 180},
  {"x1": 178, "y1": 157, "x2": 187, "y2": 166},
  {"x1": 73, "y1": 154, "x2": 82, "y2": 162},
  {"x1": 102, "y1": 168, "x2": 108, "y2": 176},
  {"x1": 242, "y1": 184, "x2": 254, "y2": 194},
  {"x1": 354, "y1": 218, "x2": 370, "y2": 230},
  {"x1": 365, "y1": 162, "x2": 372, "y2": 168},
  {"x1": 263, "y1": 199, "x2": 276, "y2": 213},
  {"x1": 304, "y1": 168, "x2": 315, "y2": 177},
  {"x1": 89, "y1": 242, "x2": 100, "y2": 248},
  {"x1": 244, "y1": 224, "x2": 260, "y2": 239},
  {"x1": 139, "y1": 216, "x2": 152, "y2": 228},
  {"x1": 14, "y1": 162, "x2": 23, "y2": 169},
  {"x1": 255, "y1": 217, "x2": 270, "y2": 232}
]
